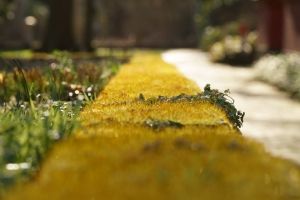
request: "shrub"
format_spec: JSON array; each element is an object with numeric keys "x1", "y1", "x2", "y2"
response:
[
  {"x1": 254, "y1": 53, "x2": 300, "y2": 99},
  {"x1": 209, "y1": 32, "x2": 257, "y2": 65},
  {"x1": 200, "y1": 26, "x2": 224, "y2": 51},
  {"x1": 200, "y1": 22, "x2": 242, "y2": 50}
]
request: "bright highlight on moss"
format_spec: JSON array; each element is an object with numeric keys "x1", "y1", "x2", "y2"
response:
[{"x1": 5, "y1": 51, "x2": 300, "y2": 200}]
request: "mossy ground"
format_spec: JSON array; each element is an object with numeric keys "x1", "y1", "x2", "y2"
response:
[{"x1": 5, "y1": 51, "x2": 300, "y2": 200}]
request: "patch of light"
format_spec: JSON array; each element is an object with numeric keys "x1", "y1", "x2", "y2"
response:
[
  {"x1": 6, "y1": 162, "x2": 31, "y2": 171},
  {"x1": 24, "y1": 16, "x2": 37, "y2": 26}
]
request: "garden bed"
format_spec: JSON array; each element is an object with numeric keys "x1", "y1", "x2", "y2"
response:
[
  {"x1": 0, "y1": 50, "x2": 129, "y2": 71},
  {"x1": 0, "y1": 51, "x2": 122, "y2": 192}
]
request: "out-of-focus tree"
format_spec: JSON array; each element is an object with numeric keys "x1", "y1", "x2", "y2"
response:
[
  {"x1": 196, "y1": 0, "x2": 242, "y2": 32},
  {"x1": 0, "y1": 0, "x2": 12, "y2": 20},
  {"x1": 0, "y1": 0, "x2": 30, "y2": 49},
  {"x1": 41, "y1": 0, "x2": 94, "y2": 51},
  {"x1": 40, "y1": 0, "x2": 74, "y2": 51},
  {"x1": 196, "y1": 0, "x2": 258, "y2": 51},
  {"x1": 98, "y1": 0, "x2": 197, "y2": 47}
]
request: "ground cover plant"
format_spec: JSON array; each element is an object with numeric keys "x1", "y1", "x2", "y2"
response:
[
  {"x1": 209, "y1": 31, "x2": 257, "y2": 65},
  {"x1": 0, "y1": 51, "x2": 120, "y2": 192},
  {"x1": 6, "y1": 52, "x2": 300, "y2": 200},
  {"x1": 200, "y1": 23, "x2": 238, "y2": 51},
  {"x1": 255, "y1": 53, "x2": 300, "y2": 100},
  {"x1": 200, "y1": 23, "x2": 258, "y2": 65}
]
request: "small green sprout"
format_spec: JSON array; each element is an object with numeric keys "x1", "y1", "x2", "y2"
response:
[{"x1": 203, "y1": 84, "x2": 245, "y2": 129}]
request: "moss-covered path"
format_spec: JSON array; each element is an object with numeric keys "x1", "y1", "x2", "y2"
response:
[{"x1": 5, "y1": 52, "x2": 300, "y2": 200}]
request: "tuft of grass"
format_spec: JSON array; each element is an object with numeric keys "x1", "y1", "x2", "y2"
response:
[
  {"x1": 0, "y1": 51, "x2": 119, "y2": 103},
  {"x1": 0, "y1": 101, "x2": 79, "y2": 188}
]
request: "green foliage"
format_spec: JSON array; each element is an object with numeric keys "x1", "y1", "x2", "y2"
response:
[
  {"x1": 200, "y1": 22, "x2": 240, "y2": 51},
  {"x1": 0, "y1": 101, "x2": 79, "y2": 188},
  {"x1": 199, "y1": 19, "x2": 258, "y2": 65},
  {"x1": 138, "y1": 84, "x2": 245, "y2": 129},
  {"x1": 202, "y1": 84, "x2": 244, "y2": 129},
  {"x1": 0, "y1": 0, "x2": 14, "y2": 21},
  {"x1": 0, "y1": 51, "x2": 117, "y2": 103},
  {"x1": 195, "y1": 0, "x2": 242, "y2": 36},
  {"x1": 0, "y1": 51, "x2": 120, "y2": 190},
  {"x1": 200, "y1": 26, "x2": 224, "y2": 51},
  {"x1": 209, "y1": 31, "x2": 257, "y2": 65}
]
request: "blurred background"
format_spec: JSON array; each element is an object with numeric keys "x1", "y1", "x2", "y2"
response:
[
  {"x1": 0, "y1": 0, "x2": 198, "y2": 51},
  {"x1": 0, "y1": 0, "x2": 258, "y2": 51},
  {"x1": 0, "y1": 0, "x2": 299, "y2": 54}
]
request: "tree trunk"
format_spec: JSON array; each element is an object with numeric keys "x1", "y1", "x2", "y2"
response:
[
  {"x1": 5, "y1": 0, "x2": 29, "y2": 49},
  {"x1": 84, "y1": 0, "x2": 94, "y2": 51},
  {"x1": 41, "y1": 0, "x2": 77, "y2": 51},
  {"x1": 72, "y1": 0, "x2": 94, "y2": 51}
]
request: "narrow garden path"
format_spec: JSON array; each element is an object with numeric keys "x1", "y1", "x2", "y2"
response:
[
  {"x1": 163, "y1": 49, "x2": 300, "y2": 164},
  {"x1": 5, "y1": 51, "x2": 300, "y2": 199}
]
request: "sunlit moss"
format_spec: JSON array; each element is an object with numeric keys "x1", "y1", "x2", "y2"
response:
[
  {"x1": 80, "y1": 101, "x2": 230, "y2": 128},
  {"x1": 0, "y1": 50, "x2": 34, "y2": 59},
  {"x1": 5, "y1": 51, "x2": 300, "y2": 200},
  {"x1": 95, "y1": 51, "x2": 200, "y2": 104}
]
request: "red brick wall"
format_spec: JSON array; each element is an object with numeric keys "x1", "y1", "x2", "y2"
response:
[{"x1": 283, "y1": 1, "x2": 300, "y2": 52}]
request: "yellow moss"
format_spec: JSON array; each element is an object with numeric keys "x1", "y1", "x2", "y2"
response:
[
  {"x1": 96, "y1": 52, "x2": 200, "y2": 104},
  {"x1": 5, "y1": 51, "x2": 300, "y2": 200},
  {"x1": 80, "y1": 101, "x2": 230, "y2": 128}
]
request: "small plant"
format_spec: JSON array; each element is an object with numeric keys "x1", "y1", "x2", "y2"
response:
[
  {"x1": 202, "y1": 84, "x2": 245, "y2": 129},
  {"x1": 0, "y1": 51, "x2": 118, "y2": 103},
  {"x1": 138, "y1": 84, "x2": 245, "y2": 129}
]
